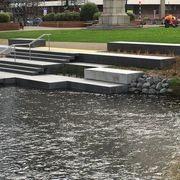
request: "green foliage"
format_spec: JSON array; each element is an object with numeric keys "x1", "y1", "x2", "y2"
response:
[
  {"x1": 72, "y1": 12, "x2": 80, "y2": 21},
  {"x1": 169, "y1": 78, "x2": 180, "y2": 96},
  {"x1": 64, "y1": 12, "x2": 74, "y2": 21},
  {"x1": 55, "y1": 13, "x2": 64, "y2": 21},
  {"x1": 80, "y1": 2, "x2": 99, "y2": 21},
  {"x1": 93, "y1": 12, "x2": 102, "y2": 20},
  {"x1": 127, "y1": 11, "x2": 135, "y2": 21},
  {"x1": 43, "y1": 12, "x2": 55, "y2": 21},
  {"x1": 0, "y1": 13, "x2": 10, "y2": 23},
  {"x1": 44, "y1": 12, "x2": 80, "y2": 21},
  {"x1": 5, "y1": 12, "x2": 13, "y2": 21}
]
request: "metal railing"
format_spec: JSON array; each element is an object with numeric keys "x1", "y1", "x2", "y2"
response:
[{"x1": 0, "y1": 34, "x2": 51, "y2": 62}]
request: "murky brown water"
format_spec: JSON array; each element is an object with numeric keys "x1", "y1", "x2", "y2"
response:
[{"x1": 0, "y1": 87, "x2": 179, "y2": 180}]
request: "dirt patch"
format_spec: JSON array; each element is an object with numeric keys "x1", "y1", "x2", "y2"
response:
[
  {"x1": 146, "y1": 56, "x2": 180, "y2": 79},
  {"x1": 111, "y1": 53, "x2": 180, "y2": 79}
]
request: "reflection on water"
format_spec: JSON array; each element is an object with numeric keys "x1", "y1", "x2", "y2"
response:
[{"x1": 0, "y1": 87, "x2": 179, "y2": 179}]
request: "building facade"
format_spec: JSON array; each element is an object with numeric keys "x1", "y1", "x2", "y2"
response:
[
  {"x1": 39, "y1": 0, "x2": 180, "y2": 18},
  {"x1": 8, "y1": 0, "x2": 180, "y2": 20}
]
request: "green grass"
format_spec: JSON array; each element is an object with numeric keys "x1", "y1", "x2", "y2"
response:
[
  {"x1": 170, "y1": 78, "x2": 180, "y2": 84},
  {"x1": 0, "y1": 27, "x2": 180, "y2": 43},
  {"x1": 169, "y1": 78, "x2": 180, "y2": 97}
]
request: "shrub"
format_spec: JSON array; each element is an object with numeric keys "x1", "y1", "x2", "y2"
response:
[
  {"x1": 64, "y1": 12, "x2": 74, "y2": 21},
  {"x1": 5, "y1": 12, "x2": 13, "y2": 21},
  {"x1": 80, "y1": 3, "x2": 99, "y2": 21},
  {"x1": 0, "y1": 13, "x2": 10, "y2": 23},
  {"x1": 127, "y1": 11, "x2": 135, "y2": 21},
  {"x1": 55, "y1": 13, "x2": 63, "y2": 21},
  {"x1": 72, "y1": 12, "x2": 80, "y2": 21},
  {"x1": 93, "y1": 12, "x2": 102, "y2": 20},
  {"x1": 43, "y1": 13, "x2": 55, "y2": 21},
  {"x1": 44, "y1": 12, "x2": 80, "y2": 21}
]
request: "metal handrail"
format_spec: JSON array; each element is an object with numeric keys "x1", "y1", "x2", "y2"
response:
[{"x1": 0, "y1": 34, "x2": 51, "y2": 62}]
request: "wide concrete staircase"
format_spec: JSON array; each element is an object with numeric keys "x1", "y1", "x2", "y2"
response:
[
  {"x1": 0, "y1": 47, "x2": 145, "y2": 94},
  {"x1": 0, "y1": 48, "x2": 77, "y2": 75}
]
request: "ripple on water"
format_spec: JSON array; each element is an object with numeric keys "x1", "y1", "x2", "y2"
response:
[{"x1": 0, "y1": 87, "x2": 179, "y2": 179}]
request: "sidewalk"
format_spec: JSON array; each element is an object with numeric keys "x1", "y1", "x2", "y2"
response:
[{"x1": 48, "y1": 41, "x2": 107, "y2": 51}]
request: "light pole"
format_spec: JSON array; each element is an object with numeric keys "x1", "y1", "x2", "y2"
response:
[
  {"x1": 125, "y1": 0, "x2": 127, "y2": 13},
  {"x1": 65, "y1": 0, "x2": 69, "y2": 9}
]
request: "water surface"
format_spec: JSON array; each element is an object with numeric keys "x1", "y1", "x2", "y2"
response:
[{"x1": 0, "y1": 87, "x2": 179, "y2": 179}]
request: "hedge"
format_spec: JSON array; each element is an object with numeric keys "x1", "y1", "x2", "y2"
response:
[
  {"x1": 43, "y1": 12, "x2": 80, "y2": 21},
  {"x1": 0, "y1": 13, "x2": 11, "y2": 23}
]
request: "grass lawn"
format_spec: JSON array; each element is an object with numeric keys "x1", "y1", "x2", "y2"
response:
[{"x1": 0, "y1": 27, "x2": 180, "y2": 43}]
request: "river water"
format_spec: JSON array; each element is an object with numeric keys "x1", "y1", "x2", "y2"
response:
[{"x1": 0, "y1": 87, "x2": 179, "y2": 180}]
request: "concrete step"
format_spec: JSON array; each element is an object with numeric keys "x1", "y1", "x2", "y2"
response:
[
  {"x1": 0, "y1": 62, "x2": 44, "y2": 72},
  {"x1": 77, "y1": 51, "x2": 175, "y2": 69},
  {"x1": 85, "y1": 67, "x2": 144, "y2": 84},
  {"x1": 7, "y1": 54, "x2": 70, "y2": 63},
  {"x1": 10, "y1": 51, "x2": 75, "y2": 60},
  {"x1": 67, "y1": 62, "x2": 110, "y2": 68},
  {"x1": 58, "y1": 62, "x2": 110, "y2": 77},
  {"x1": 15, "y1": 48, "x2": 78, "y2": 57},
  {"x1": 0, "y1": 58, "x2": 62, "y2": 67},
  {"x1": 0, "y1": 67, "x2": 39, "y2": 75}
]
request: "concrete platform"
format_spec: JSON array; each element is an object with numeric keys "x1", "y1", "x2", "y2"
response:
[
  {"x1": 85, "y1": 68, "x2": 144, "y2": 84},
  {"x1": 107, "y1": 41, "x2": 180, "y2": 55},
  {"x1": 0, "y1": 72, "x2": 128, "y2": 94},
  {"x1": 67, "y1": 62, "x2": 109, "y2": 68},
  {"x1": 35, "y1": 47, "x2": 176, "y2": 69}
]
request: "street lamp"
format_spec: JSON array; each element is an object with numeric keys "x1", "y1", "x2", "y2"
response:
[{"x1": 125, "y1": 0, "x2": 128, "y2": 13}]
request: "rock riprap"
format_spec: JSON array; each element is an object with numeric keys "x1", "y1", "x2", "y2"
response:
[{"x1": 129, "y1": 75, "x2": 172, "y2": 95}]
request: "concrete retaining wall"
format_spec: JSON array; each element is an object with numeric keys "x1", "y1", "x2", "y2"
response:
[
  {"x1": 76, "y1": 52, "x2": 175, "y2": 69},
  {"x1": 107, "y1": 41, "x2": 180, "y2": 55}
]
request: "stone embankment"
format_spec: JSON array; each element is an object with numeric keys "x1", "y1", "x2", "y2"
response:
[{"x1": 129, "y1": 75, "x2": 171, "y2": 95}]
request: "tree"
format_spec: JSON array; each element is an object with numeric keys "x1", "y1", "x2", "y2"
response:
[
  {"x1": 6, "y1": 0, "x2": 41, "y2": 22},
  {"x1": 80, "y1": 2, "x2": 99, "y2": 21}
]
